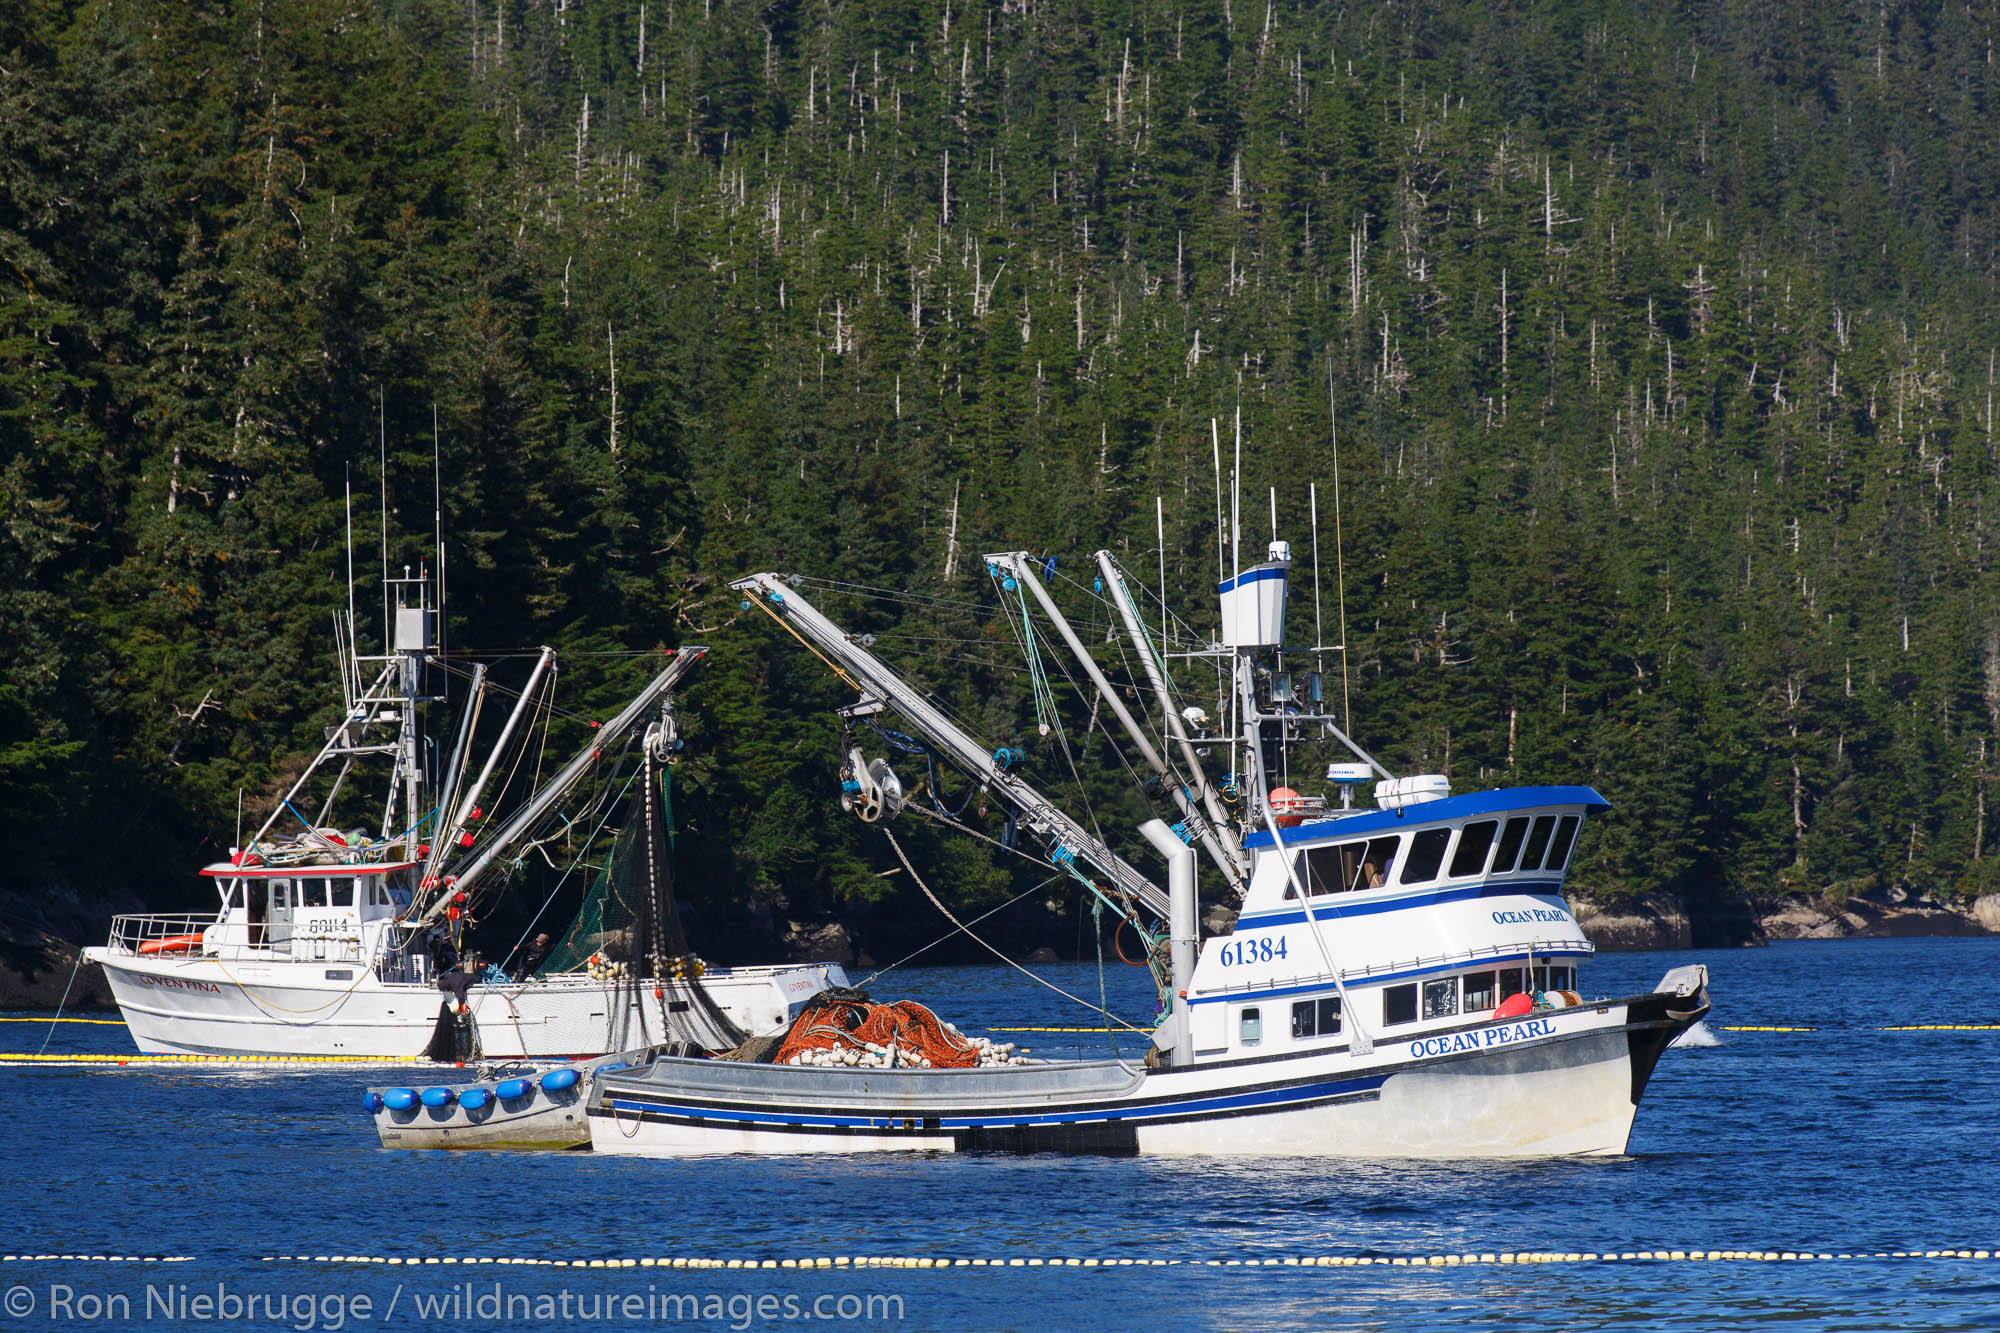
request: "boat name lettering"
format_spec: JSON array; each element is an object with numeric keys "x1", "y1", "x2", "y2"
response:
[
  {"x1": 1407, "y1": 1016, "x2": 1556, "y2": 1060},
  {"x1": 1216, "y1": 936, "x2": 1289, "y2": 967},
  {"x1": 138, "y1": 974, "x2": 222, "y2": 994},
  {"x1": 1490, "y1": 907, "x2": 1570, "y2": 925}
]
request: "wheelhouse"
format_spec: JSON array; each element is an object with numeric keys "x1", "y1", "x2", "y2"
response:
[{"x1": 1188, "y1": 786, "x2": 1608, "y2": 1058}]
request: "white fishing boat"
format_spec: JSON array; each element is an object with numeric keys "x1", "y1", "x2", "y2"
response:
[
  {"x1": 586, "y1": 518, "x2": 1709, "y2": 1157},
  {"x1": 86, "y1": 564, "x2": 840, "y2": 1059}
]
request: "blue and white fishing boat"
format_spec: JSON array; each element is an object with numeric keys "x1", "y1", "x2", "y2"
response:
[{"x1": 587, "y1": 524, "x2": 1708, "y2": 1157}]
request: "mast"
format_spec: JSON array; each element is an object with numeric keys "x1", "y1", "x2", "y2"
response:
[
  {"x1": 985, "y1": 551, "x2": 1243, "y2": 894},
  {"x1": 1222, "y1": 536, "x2": 1377, "y2": 1054},
  {"x1": 430, "y1": 645, "x2": 556, "y2": 863},
  {"x1": 415, "y1": 648, "x2": 709, "y2": 922},
  {"x1": 1094, "y1": 551, "x2": 1248, "y2": 889},
  {"x1": 731, "y1": 573, "x2": 1168, "y2": 920},
  {"x1": 385, "y1": 566, "x2": 437, "y2": 857}
]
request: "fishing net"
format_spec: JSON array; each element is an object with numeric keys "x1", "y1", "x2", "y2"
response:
[
  {"x1": 541, "y1": 821, "x2": 644, "y2": 977},
  {"x1": 536, "y1": 755, "x2": 744, "y2": 1050},
  {"x1": 771, "y1": 992, "x2": 984, "y2": 1069}
]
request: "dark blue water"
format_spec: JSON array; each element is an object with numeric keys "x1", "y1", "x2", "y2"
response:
[{"x1": 7, "y1": 939, "x2": 1999, "y2": 1331}]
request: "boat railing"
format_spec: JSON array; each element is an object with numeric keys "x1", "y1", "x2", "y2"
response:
[
  {"x1": 104, "y1": 914, "x2": 219, "y2": 955},
  {"x1": 371, "y1": 946, "x2": 429, "y2": 985},
  {"x1": 105, "y1": 913, "x2": 379, "y2": 965}
]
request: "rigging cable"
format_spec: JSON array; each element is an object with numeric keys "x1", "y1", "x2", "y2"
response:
[{"x1": 877, "y1": 825, "x2": 1149, "y2": 1036}]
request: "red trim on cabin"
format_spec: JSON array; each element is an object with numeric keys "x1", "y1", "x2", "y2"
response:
[{"x1": 198, "y1": 861, "x2": 419, "y2": 879}]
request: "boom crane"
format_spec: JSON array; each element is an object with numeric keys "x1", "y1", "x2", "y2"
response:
[{"x1": 730, "y1": 573, "x2": 1169, "y2": 921}]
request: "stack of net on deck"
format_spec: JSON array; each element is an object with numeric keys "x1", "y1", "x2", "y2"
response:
[{"x1": 772, "y1": 994, "x2": 986, "y2": 1069}]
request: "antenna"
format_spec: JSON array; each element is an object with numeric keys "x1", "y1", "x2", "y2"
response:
[
  {"x1": 1210, "y1": 418, "x2": 1226, "y2": 714},
  {"x1": 1230, "y1": 402, "x2": 1242, "y2": 765},
  {"x1": 378, "y1": 386, "x2": 389, "y2": 655},
  {"x1": 1328, "y1": 365, "x2": 1353, "y2": 731},
  {"x1": 1230, "y1": 403, "x2": 1241, "y2": 586},
  {"x1": 1210, "y1": 418, "x2": 1224, "y2": 597},
  {"x1": 344, "y1": 469, "x2": 357, "y2": 673},
  {"x1": 1155, "y1": 494, "x2": 1167, "y2": 646},
  {"x1": 433, "y1": 402, "x2": 445, "y2": 663},
  {"x1": 1310, "y1": 482, "x2": 1324, "y2": 674},
  {"x1": 1268, "y1": 486, "x2": 1277, "y2": 543}
]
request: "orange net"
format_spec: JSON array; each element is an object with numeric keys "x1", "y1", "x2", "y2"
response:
[{"x1": 771, "y1": 997, "x2": 983, "y2": 1069}]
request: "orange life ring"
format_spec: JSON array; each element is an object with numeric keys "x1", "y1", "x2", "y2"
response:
[{"x1": 138, "y1": 934, "x2": 205, "y2": 956}]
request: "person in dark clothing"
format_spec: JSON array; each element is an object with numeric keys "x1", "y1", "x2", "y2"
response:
[
  {"x1": 437, "y1": 950, "x2": 482, "y2": 1013},
  {"x1": 509, "y1": 932, "x2": 552, "y2": 982},
  {"x1": 427, "y1": 929, "x2": 460, "y2": 977}
]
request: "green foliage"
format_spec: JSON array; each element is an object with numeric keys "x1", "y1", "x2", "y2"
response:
[{"x1": 6, "y1": 0, "x2": 2000, "y2": 936}]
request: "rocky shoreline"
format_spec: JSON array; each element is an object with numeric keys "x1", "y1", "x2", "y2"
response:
[{"x1": 1569, "y1": 891, "x2": 2000, "y2": 950}]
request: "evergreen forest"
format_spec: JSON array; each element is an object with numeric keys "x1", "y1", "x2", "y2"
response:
[{"x1": 7, "y1": 0, "x2": 2000, "y2": 958}]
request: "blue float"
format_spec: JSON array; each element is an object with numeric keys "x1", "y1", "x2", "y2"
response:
[
  {"x1": 592, "y1": 1062, "x2": 629, "y2": 1078},
  {"x1": 494, "y1": 1078, "x2": 533, "y2": 1101},
  {"x1": 458, "y1": 1087, "x2": 490, "y2": 1111},
  {"x1": 541, "y1": 1066, "x2": 580, "y2": 1092},
  {"x1": 420, "y1": 1086, "x2": 456, "y2": 1108},
  {"x1": 383, "y1": 1087, "x2": 418, "y2": 1111},
  {"x1": 363, "y1": 1092, "x2": 384, "y2": 1113}
]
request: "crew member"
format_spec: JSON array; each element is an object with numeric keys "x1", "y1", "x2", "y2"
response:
[
  {"x1": 510, "y1": 932, "x2": 553, "y2": 982},
  {"x1": 437, "y1": 950, "x2": 483, "y2": 1013}
]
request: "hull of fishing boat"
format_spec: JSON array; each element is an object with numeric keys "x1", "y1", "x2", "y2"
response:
[
  {"x1": 87, "y1": 948, "x2": 841, "y2": 1059},
  {"x1": 585, "y1": 978, "x2": 1705, "y2": 1159}
]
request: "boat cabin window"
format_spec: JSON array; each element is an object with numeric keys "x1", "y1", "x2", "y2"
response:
[
  {"x1": 328, "y1": 879, "x2": 355, "y2": 909},
  {"x1": 1294, "y1": 836, "x2": 1401, "y2": 896},
  {"x1": 1449, "y1": 821, "x2": 1499, "y2": 878},
  {"x1": 1463, "y1": 970, "x2": 1497, "y2": 1011},
  {"x1": 1518, "y1": 816, "x2": 1558, "y2": 871},
  {"x1": 1543, "y1": 816, "x2": 1581, "y2": 871},
  {"x1": 1498, "y1": 968, "x2": 1529, "y2": 1003},
  {"x1": 1422, "y1": 978, "x2": 1459, "y2": 1019},
  {"x1": 1530, "y1": 965, "x2": 1578, "y2": 993},
  {"x1": 1238, "y1": 1008, "x2": 1263, "y2": 1046},
  {"x1": 1398, "y1": 828, "x2": 1452, "y2": 886},
  {"x1": 1491, "y1": 818, "x2": 1530, "y2": 873},
  {"x1": 1382, "y1": 984, "x2": 1418, "y2": 1026},
  {"x1": 1290, "y1": 996, "x2": 1342, "y2": 1039},
  {"x1": 300, "y1": 880, "x2": 328, "y2": 908}
]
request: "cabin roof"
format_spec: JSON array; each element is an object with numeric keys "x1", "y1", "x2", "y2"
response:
[
  {"x1": 1242, "y1": 785, "x2": 1611, "y2": 850},
  {"x1": 198, "y1": 860, "x2": 420, "y2": 878}
]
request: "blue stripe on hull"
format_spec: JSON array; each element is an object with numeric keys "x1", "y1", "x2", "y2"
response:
[{"x1": 599, "y1": 1070, "x2": 1391, "y2": 1136}]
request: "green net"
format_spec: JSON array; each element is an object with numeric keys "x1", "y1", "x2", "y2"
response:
[{"x1": 542, "y1": 820, "x2": 644, "y2": 976}]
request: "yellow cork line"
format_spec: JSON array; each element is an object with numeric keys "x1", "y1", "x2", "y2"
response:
[
  {"x1": 982, "y1": 1026, "x2": 1134, "y2": 1033},
  {"x1": 212, "y1": 1249, "x2": 1994, "y2": 1270},
  {"x1": 1720, "y1": 1024, "x2": 2000, "y2": 1033},
  {"x1": 1877, "y1": 1024, "x2": 2000, "y2": 1031}
]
